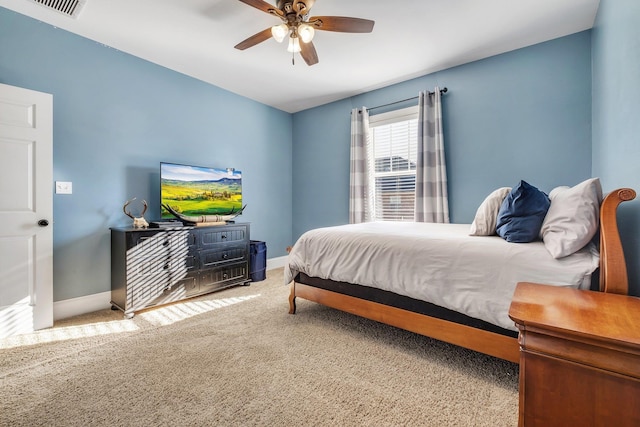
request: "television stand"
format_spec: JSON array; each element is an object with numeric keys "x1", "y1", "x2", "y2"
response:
[{"x1": 110, "y1": 222, "x2": 250, "y2": 318}]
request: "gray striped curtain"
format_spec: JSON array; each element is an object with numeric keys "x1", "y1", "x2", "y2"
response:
[
  {"x1": 349, "y1": 107, "x2": 372, "y2": 224},
  {"x1": 415, "y1": 88, "x2": 449, "y2": 223}
]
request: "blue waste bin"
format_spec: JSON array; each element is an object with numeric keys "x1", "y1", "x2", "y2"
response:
[{"x1": 249, "y1": 240, "x2": 267, "y2": 282}]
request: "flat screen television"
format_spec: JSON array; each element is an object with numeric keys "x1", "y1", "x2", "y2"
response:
[{"x1": 160, "y1": 162, "x2": 242, "y2": 219}]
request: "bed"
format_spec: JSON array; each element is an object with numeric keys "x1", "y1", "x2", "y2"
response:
[{"x1": 285, "y1": 184, "x2": 636, "y2": 363}]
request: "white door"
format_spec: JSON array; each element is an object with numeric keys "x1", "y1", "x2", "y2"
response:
[{"x1": 0, "y1": 83, "x2": 53, "y2": 338}]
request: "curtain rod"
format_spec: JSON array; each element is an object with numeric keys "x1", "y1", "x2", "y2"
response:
[{"x1": 367, "y1": 87, "x2": 448, "y2": 112}]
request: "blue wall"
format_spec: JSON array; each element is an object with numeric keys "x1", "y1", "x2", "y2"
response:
[
  {"x1": 0, "y1": 8, "x2": 293, "y2": 301},
  {"x1": 592, "y1": 0, "x2": 640, "y2": 296},
  {"x1": 292, "y1": 32, "x2": 593, "y2": 241},
  {"x1": 3, "y1": 3, "x2": 639, "y2": 302}
]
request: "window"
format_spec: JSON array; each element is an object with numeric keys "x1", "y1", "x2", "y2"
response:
[{"x1": 368, "y1": 106, "x2": 419, "y2": 221}]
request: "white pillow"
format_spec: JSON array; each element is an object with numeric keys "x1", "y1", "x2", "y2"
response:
[
  {"x1": 541, "y1": 178, "x2": 602, "y2": 258},
  {"x1": 469, "y1": 187, "x2": 512, "y2": 236},
  {"x1": 549, "y1": 186, "x2": 570, "y2": 199},
  {"x1": 538, "y1": 186, "x2": 569, "y2": 240}
]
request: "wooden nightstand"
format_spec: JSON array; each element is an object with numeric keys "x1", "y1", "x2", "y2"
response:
[{"x1": 509, "y1": 282, "x2": 640, "y2": 427}]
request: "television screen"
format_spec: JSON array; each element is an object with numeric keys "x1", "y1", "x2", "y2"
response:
[{"x1": 160, "y1": 162, "x2": 242, "y2": 219}]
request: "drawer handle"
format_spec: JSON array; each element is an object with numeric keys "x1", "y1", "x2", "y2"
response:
[
  {"x1": 222, "y1": 253, "x2": 228, "y2": 260},
  {"x1": 221, "y1": 234, "x2": 227, "y2": 240}
]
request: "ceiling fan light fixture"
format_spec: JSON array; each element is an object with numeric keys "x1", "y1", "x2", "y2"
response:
[
  {"x1": 287, "y1": 36, "x2": 301, "y2": 53},
  {"x1": 298, "y1": 23, "x2": 315, "y2": 43},
  {"x1": 271, "y1": 23, "x2": 289, "y2": 43}
]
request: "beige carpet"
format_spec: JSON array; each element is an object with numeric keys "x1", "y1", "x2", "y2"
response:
[{"x1": 0, "y1": 268, "x2": 518, "y2": 426}]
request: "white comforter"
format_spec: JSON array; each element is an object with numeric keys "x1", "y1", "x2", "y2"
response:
[{"x1": 284, "y1": 222, "x2": 599, "y2": 331}]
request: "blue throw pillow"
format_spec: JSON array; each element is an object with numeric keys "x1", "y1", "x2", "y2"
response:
[{"x1": 496, "y1": 180, "x2": 550, "y2": 243}]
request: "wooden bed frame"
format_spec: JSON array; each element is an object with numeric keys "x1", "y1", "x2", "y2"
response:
[{"x1": 288, "y1": 188, "x2": 636, "y2": 363}]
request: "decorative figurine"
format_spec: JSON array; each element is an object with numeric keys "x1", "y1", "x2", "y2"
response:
[{"x1": 123, "y1": 198, "x2": 149, "y2": 229}]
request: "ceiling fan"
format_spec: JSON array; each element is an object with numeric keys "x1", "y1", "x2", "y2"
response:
[{"x1": 234, "y1": 0, "x2": 375, "y2": 66}]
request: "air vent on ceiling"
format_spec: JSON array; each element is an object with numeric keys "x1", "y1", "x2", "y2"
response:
[{"x1": 30, "y1": 0, "x2": 86, "y2": 19}]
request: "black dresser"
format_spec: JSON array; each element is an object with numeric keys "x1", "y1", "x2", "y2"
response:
[{"x1": 110, "y1": 223, "x2": 250, "y2": 317}]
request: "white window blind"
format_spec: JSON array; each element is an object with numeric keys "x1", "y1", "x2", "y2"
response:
[{"x1": 369, "y1": 106, "x2": 418, "y2": 221}]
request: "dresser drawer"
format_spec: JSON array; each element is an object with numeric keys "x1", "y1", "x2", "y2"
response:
[
  {"x1": 136, "y1": 276, "x2": 200, "y2": 309},
  {"x1": 199, "y1": 245, "x2": 247, "y2": 269},
  {"x1": 126, "y1": 248, "x2": 197, "y2": 279},
  {"x1": 199, "y1": 262, "x2": 248, "y2": 291},
  {"x1": 197, "y1": 225, "x2": 248, "y2": 247},
  {"x1": 126, "y1": 228, "x2": 195, "y2": 250}
]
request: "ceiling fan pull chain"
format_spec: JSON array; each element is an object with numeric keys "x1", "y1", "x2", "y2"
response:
[{"x1": 292, "y1": 50, "x2": 295, "y2": 65}]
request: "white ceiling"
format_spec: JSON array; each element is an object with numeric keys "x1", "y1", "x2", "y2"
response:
[{"x1": 0, "y1": 0, "x2": 600, "y2": 113}]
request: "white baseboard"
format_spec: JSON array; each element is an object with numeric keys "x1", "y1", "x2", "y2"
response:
[
  {"x1": 54, "y1": 257, "x2": 288, "y2": 320},
  {"x1": 266, "y1": 255, "x2": 287, "y2": 270},
  {"x1": 53, "y1": 291, "x2": 112, "y2": 321}
]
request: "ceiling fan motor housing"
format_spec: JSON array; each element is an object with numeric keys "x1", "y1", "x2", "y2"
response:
[
  {"x1": 277, "y1": 1, "x2": 310, "y2": 17},
  {"x1": 277, "y1": 1, "x2": 291, "y2": 13}
]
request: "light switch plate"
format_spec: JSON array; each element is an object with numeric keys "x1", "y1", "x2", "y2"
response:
[{"x1": 55, "y1": 181, "x2": 72, "y2": 194}]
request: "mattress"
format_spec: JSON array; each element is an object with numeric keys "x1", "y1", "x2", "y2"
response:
[{"x1": 285, "y1": 222, "x2": 600, "y2": 331}]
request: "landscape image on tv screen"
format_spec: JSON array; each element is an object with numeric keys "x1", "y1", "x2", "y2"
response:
[{"x1": 161, "y1": 162, "x2": 242, "y2": 219}]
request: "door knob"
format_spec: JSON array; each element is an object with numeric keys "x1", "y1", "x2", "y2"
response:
[{"x1": 38, "y1": 219, "x2": 49, "y2": 227}]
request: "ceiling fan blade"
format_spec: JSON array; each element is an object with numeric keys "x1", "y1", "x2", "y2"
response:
[
  {"x1": 293, "y1": 0, "x2": 315, "y2": 15},
  {"x1": 238, "y1": 0, "x2": 283, "y2": 17},
  {"x1": 234, "y1": 28, "x2": 273, "y2": 50},
  {"x1": 300, "y1": 40, "x2": 319, "y2": 66},
  {"x1": 309, "y1": 16, "x2": 375, "y2": 33}
]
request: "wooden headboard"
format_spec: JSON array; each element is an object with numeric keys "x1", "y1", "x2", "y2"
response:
[{"x1": 599, "y1": 188, "x2": 636, "y2": 295}]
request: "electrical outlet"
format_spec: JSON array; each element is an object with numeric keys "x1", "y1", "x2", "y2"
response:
[{"x1": 55, "y1": 181, "x2": 73, "y2": 194}]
